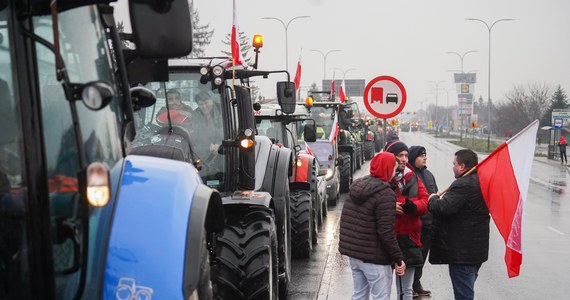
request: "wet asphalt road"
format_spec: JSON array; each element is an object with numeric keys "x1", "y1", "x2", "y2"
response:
[{"x1": 287, "y1": 131, "x2": 570, "y2": 300}]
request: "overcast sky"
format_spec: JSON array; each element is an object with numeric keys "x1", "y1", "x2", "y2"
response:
[{"x1": 115, "y1": 0, "x2": 570, "y2": 112}]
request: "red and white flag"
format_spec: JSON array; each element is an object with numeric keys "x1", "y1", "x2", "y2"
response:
[
  {"x1": 339, "y1": 79, "x2": 347, "y2": 102},
  {"x1": 476, "y1": 119, "x2": 538, "y2": 278},
  {"x1": 329, "y1": 113, "x2": 339, "y2": 144},
  {"x1": 231, "y1": 0, "x2": 244, "y2": 65},
  {"x1": 294, "y1": 53, "x2": 302, "y2": 99}
]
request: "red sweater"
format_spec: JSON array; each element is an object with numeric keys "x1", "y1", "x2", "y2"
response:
[{"x1": 392, "y1": 164, "x2": 429, "y2": 246}]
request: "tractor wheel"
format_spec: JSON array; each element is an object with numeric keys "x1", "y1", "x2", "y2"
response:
[
  {"x1": 355, "y1": 147, "x2": 362, "y2": 170},
  {"x1": 290, "y1": 190, "x2": 313, "y2": 259},
  {"x1": 364, "y1": 141, "x2": 375, "y2": 160},
  {"x1": 339, "y1": 153, "x2": 352, "y2": 194},
  {"x1": 198, "y1": 234, "x2": 213, "y2": 299},
  {"x1": 214, "y1": 206, "x2": 279, "y2": 300},
  {"x1": 312, "y1": 187, "x2": 321, "y2": 243}
]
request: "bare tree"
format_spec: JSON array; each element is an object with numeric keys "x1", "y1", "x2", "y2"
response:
[{"x1": 495, "y1": 82, "x2": 551, "y2": 135}]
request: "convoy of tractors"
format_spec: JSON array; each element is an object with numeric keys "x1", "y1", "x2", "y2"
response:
[{"x1": 0, "y1": 0, "x2": 384, "y2": 299}]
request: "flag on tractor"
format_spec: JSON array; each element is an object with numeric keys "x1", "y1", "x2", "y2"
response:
[
  {"x1": 476, "y1": 119, "x2": 538, "y2": 278},
  {"x1": 231, "y1": 0, "x2": 243, "y2": 65},
  {"x1": 294, "y1": 53, "x2": 302, "y2": 100},
  {"x1": 329, "y1": 113, "x2": 338, "y2": 144},
  {"x1": 339, "y1": 79, "x2": 347, "y2": 102}
]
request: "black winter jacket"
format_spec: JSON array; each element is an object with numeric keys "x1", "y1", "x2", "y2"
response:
[
  {"x1": 339, "y1": 176, "x2": 403, "y2": 265},
  {"x1": 428, "y1": 172, "x2": 490, "y2": 265}
]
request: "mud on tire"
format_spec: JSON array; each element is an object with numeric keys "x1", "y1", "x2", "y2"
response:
[{"x1": 214, "y1": 206, "x2": 279, "y2": 300}]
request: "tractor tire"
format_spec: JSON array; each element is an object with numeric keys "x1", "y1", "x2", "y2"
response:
[
  {"x1": 290, "y1": 190, "x2": 313, "y2": 259},
  {"x1": 355, "y1": 146, "x2": 362, "y2": 170},
  {"x1": 339, "y1": 153, "x2": 352, "y2": 194},
  {"x1": 364, "y1": 141, "x2": 375, "y2": 160},
  {"x1": 198, "y1": 234, "x2": 213, "y2": 300},
  {"x1": 312, "y1": 188, "x2": 320, "y2": 244},
  {"x1": 316, "y1": 186, "x2": 323, "y2": 227},
  {"x1": 214, "y1": 206, "x2": 279, "y2": 300}
]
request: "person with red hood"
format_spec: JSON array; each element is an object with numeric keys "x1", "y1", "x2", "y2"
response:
[
  {"x1": 384, "y1": 141, "x2": 429, "y2": 300},
  {"x1": 559, "y1": 135, "x2": 567, "y2": 165},
  {"x1": 339, "y1": 152, "x2": 406, "y2": 300}
]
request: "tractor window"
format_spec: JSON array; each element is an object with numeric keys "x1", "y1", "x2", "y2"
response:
[
  {"x1": 309, "y1": 106, "x2": 336, "y2": 140},
  {"x1": 257, "y1": 119, "x2": 283, "y2": 144},
  {"x1": 32, "y1": 5, "x2": 124, "y2": 298},
  {"x1": 0, "y1": 7, "x2": 32, "y2": 298},
  {"x1": 134, "y1": 72, "x2": 227, "y2": 188}
]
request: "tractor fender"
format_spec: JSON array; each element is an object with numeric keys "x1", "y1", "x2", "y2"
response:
[
  {"x1": 103, "y1": 155, "x2": 205, "y2": 299},
  {"x1": 183, "y1": 185, "x2": 224, "y2": 298},
  {"x1": 260, "y1": 143, "x2": 292, "y2": 220},
  {"x1": 338, "y1": 144, "x2": 355, "y2": 154},
  {"x1": 254, "y1": 136, "x2": 273, "y2": 191},
  {"x1": 293, "y1": 153, "x2": 313, "y2": 184}
]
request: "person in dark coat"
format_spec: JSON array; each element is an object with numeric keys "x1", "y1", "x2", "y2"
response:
[
  {"x1": 384, "y1": 141, "x2": 429, "y2": 300},
  {"x1": 339, "y1": 152, "x2": 405, "y2": 300},
  {"x1": 559, "y1": 136, "x2": 567, "y2": 165},
  {"x1": 428, "y1": 149, "x2": 490, "y2": 300}
]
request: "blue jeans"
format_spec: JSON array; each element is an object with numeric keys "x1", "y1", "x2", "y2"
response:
[
  {"x1": 348, "y1": 257, "x2": 393, "y2": 300},
  {"x1": 395, "y1": 267, "x2": 415, "y2": 300},
  {"x1": 448, "y1": 264, "x2": 481, "y2": 300}
]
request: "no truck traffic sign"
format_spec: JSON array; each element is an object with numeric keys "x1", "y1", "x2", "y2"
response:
[{"x1": 363, "y1": 75, "x2": 407, "y2": 119}]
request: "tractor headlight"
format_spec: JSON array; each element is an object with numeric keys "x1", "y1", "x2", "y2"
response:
[{"x1": 325, "y1": 169, "x2": 334, "y2": 180}]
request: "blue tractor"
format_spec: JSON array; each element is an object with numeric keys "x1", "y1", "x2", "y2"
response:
[{"x1": 0, "y1": 0, "x2": 223, "y2": 299}]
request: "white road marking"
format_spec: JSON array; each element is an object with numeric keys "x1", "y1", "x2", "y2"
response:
[{"x1": 547, "y1": 226, "x2": 565, "y2": 235}]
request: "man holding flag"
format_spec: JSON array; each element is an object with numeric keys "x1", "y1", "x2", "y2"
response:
[{"x1": 428, "y1": 149, "x2": 488, "y2": 300}]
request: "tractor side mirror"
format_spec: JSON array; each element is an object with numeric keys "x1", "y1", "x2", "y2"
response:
[
  {"x1": 303, "y1": 124, "x2": 317, "y2": 143},
  {"x1": 276, "y1": 81, "x2": 296, "y2": 114},
  {"x1": 129, "y1": 0, "x2": 192, "y2": 59}
]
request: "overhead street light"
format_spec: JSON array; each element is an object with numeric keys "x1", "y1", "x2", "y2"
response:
[
  {"x1": 310, "y1": 49, "x2": 341, "y2": 82},
  {"x1": 446, "y1": 50, "x2": 478, "y2": 73},
  {"x1": 261, "y1": 16, "x2": 310, "y2": 71},
  {"x1": 466, "y1": 17, "x2": 514, "y2": 151},
  {"x1": 334, "y1": 68, "x2": 356, "y2": 81}
]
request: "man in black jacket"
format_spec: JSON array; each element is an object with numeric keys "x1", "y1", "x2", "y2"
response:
[
  {"x1": 409, "y1": 146, "x2": 438, "y2": 297},
  {"x1": 428, "y1": 149, "x2": 490, "y2": 300},
  {"x1": 339, "y1": 152, "x2": 405, "y2": 299}
]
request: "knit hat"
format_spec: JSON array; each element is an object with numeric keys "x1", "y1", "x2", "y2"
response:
[
  {"x1": 384, "y1": 141, "x2": 409, "y2": 156},
  {"x1": 408, "y1": 146, "x2": 426, "y2": 169}
]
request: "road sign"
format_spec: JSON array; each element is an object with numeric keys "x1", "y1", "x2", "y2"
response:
[
  {"x1": 363, "y1": 75, "x2": 406, "y2": 119},
  {"x1": 454, "y1": 73, "x2": 477, "y2": 84},
  {"x1": 553, "y1": 118, "x2": 563, "y2": 129}
]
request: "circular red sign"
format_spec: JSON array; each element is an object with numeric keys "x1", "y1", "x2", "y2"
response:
[{"x1": 363, "y1": 75, "x2": 407, "y2": 119}]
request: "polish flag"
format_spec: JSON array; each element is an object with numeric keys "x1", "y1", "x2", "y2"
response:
[
  {"x1": 339, "y1": 79, "x2": 347, "y2": 102},
  {"x1": 329, "y1": 113, "x2": 339, "y2": 144},
  {"x1": 294, "y1": 54, "x2": 302, "y2": 99},
  {"x1": 476, "y1": 119, "x2": 538, "y2": 278},
  {"x1": 231, "y1": 0, "x2": 243, "y2": 65}
]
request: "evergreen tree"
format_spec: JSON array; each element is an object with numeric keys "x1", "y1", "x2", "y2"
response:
[
  {"x1": 189, "y1": 4, "x2": 214, "y2": 58},
  {"x1": 541, "y1": 85, "x2": 569, "y2": 126},
  {"x1": 220, "y1": 31, "x2": 253, "y2": 66}
]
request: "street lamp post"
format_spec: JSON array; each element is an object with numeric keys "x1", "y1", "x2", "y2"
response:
[
  {"x1": 430, "y1": 80, "x2": 445, "y2": 138},
  {"x1": 446, "y1": 50, "x2": 477, "y2": 143},
  {"x1": 446, "y1": 50, "x2": 478, "y2": 73},
  {"x1": 310, "y1": 49, "x2": 341, "y2": 82},
  {"x1": 466, "y1": 18, "x2": 514, "y2": 151},
  {"x1": 261, "y1": 16, "x2": 310, "y2": 71},
  {"x1": 334, "y1": 67, "x2": 356, "y2": 81}
]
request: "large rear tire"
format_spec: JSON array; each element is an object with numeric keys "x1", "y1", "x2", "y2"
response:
[
  {"x1": 290, "y1": 190, "x2": 313, "y2": 259},
  {"x1": 364, "y1": 141, "x2": 375, "y2": 160},
  {"x1": 339, "y1": 153, "x2": 352, "y2": 194},
  {"x1": 198, "y1": 235, "x2": 213, "y2": 299},
  {"x1": 214, "y1": 206, "x2": 279, "y2": 300}
]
